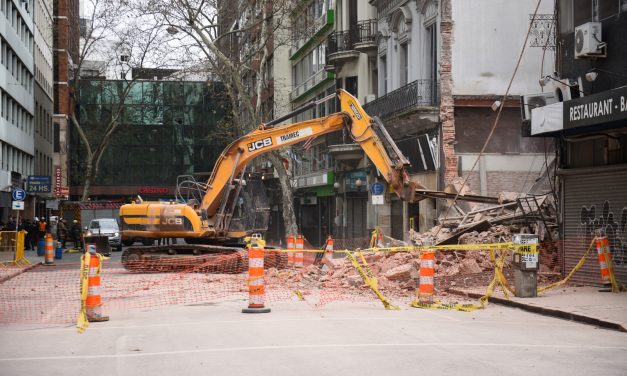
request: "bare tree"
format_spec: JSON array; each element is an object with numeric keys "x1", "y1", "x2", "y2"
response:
[
  {"x1": 144, "y1": 0, "x2": 302, "y2": 236},
  {"x1": 71, "y1": 0, "x2": 179, "y2": 200}
]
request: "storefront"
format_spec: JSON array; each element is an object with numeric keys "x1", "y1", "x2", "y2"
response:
[{"x1": 531, "y1": 85, "x2": 627, "y2": 285}]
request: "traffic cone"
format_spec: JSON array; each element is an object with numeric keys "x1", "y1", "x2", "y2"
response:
[
  {"x1": 295, "y1": 235, "x2": 304, "y2": 268},
  {"x1": 596, "y1": 237, "x2": 614, "y2": 292},
  {"x1": 242, "y1": 237, "x2": 271, "y2": 313},
  {"x1": 85, "y1": 245, "x2": 109, "y2": 322},
  {"x1": 321, "y1": 235, "x2": 334, "y2": 272},
  {"x1": 287, "y1": 234, "x2": 295, "y2": 267},
  {"x1": 418, "y1": 249, "x2": 435, "y2": 304},
  {"x1": 44, "y1": 233, "x2": 54, "y2": 265}
]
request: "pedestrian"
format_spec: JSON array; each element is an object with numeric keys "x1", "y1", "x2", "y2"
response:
[
  {"x1": 24, "y1": 219, "x2": 33, "y2": 250},
  {"x1": 29, "y1": 219, "x2": 39, "y2": 250},
  {"x1": 38, "y1": 218, "x2": 47, "y2": 240},
  {"x1": 70, "y1": 220, "x2": 82, "y2": 250},
  {"x1": 57, "y1": 219, "x2": 68, "y2": 248}
]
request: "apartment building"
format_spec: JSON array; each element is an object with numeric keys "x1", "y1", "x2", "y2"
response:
[{"x1": 0, "y1": 0, "x2": 36, "y2": 221}]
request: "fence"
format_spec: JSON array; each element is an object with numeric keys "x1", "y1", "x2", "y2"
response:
[
  {"x1": 0, "y1": 230, "x2": 570, "y2": 328},
  {"x1": 0, "y1": 231, "x2": 30, "y2": 282}
]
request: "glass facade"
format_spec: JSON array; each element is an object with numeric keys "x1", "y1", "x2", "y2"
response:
[{"x1": 71, "y1": 80, "x2": 229, "y2": 187}]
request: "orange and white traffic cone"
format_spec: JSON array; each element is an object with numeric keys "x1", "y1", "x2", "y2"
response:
[
  {"x1": 287, "y1": 234, "x2": 295, "y2": 268},
  {"x1": 242, "y1": 237, "x2": 271, "y2": 313},
  {"x1": 418, "y1": 249, "x2": 435, "y2": 304},
  {"x1": 85, "y1": 245, "x2": 109, "y2": 322},
  {"x1": 321, "y1": 235, "x2": 334, "y2": 272},
  {"x1": 44, "y1": 233, "x2": 54, "y2": 265},
  {"x1": 596, "y1": 237, "x2": 615, "y2": 292},
  {"x1": 295, "y1": 235, "x2": 304, "y2": 268}
]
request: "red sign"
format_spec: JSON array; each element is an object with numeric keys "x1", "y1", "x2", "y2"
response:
[
  {"x1": 54, "y1": 166, "x2": 62, "y2": 197},
  {"x1": 138, "y1": 187, "x2": 169, "y2": 194}
]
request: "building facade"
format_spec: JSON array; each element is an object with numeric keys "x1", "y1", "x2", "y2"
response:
[
  {"x1": 1, "y1": 0, "x2": 36, "y2": 221},
  {"x1": 364, "y1": 0, "x2": 553, "y2": 240},
  {"x1": 70, "y1": 79, "x2": 229, "y2": 201},
  {"x1": 53, "y1": 0, "x2": 80, "y2": 200},
  {"x1": 33, "y1": 0, "x2": 54, "y2": 216},
  {"x1": 526, "y1": 0, "x2": 627, "y2": 286}
]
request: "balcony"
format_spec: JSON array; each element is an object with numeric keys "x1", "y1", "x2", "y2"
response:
[
  {"x1": 363, "y1": 79, "x2": 440, "y2": 120},
  {"x1": 290, "y1": 9, "x2": 335, "y2": 61},
  {"x1": 353, "y1": 19, "x2": 377, "y2": 54},
  {"x1": 327, "y1": 19, "x2": 378, "y2": 66},
  {"x1": 289, "y1": 69, "x2": 335, "y2": 102},
  {"x1": 327, "y1": 30, "x2": 360, "y2": 64}
]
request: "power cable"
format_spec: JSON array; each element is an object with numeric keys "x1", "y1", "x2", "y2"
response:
[{"x1": 434, "y1": 0, "x2": 544, "y2": 238}]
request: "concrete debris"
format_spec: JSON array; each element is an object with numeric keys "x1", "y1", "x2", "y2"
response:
[{"x1": 262, "y1": 194, "x2": 559, "y2": 294}]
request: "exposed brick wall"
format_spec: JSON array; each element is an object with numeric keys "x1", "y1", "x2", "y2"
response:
[
  {"x1": 439, "y1": 0, "x2": 457, "y2": 185},
  {"x1": 53, "y1": 0, "x2": 79, "y2": 115}
]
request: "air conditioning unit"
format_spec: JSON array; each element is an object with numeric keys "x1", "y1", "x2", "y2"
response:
[
  {"x1": 520, "y1": 92, "x2": 557, "y2": 122},
  {"x1": 575, "y1": 22, "x2": 604, "y2": 58},
  {"x1": 364, "y1": 94, "x2": 376, "y2": 104},
  {"x1": 552, "y1": 78, "x2": 582, "y2": 101}
]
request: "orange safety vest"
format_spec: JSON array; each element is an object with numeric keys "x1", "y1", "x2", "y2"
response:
[{"x1": 39, "y1": 222, "x2": 46, "y2": 232}]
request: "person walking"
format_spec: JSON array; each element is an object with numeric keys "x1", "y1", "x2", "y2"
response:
[
  {"x1": 57, "y1": 219, "x2": 68, "y2": 249},
  {"x1": 24, "y1": 219, "x2": 33, "y2": 250}
]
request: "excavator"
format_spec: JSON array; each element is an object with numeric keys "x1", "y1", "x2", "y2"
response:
[{"x1": 119, "y1": 89, "x2": 421, "y2": 271}]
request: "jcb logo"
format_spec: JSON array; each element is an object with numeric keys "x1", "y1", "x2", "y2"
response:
[
  {"x1": 162, "y1": 217, "x2": 183, "y2": 225},
  {"x1": 247, "y1": 138, "x2": 272, "y2": 152}
]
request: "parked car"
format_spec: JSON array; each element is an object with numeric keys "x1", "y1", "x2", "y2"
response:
[{"x1": 86, "y1": 218, "x2": 122, "y2": 252}]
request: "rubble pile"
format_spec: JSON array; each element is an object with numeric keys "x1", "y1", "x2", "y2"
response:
[{"x1": 262, "y1": 193, "x2": 560, "y2": 296}]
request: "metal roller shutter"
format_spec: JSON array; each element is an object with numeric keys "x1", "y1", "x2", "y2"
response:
[{"x1": 562, "y1": 167, "x2": 627, "y2": 285}]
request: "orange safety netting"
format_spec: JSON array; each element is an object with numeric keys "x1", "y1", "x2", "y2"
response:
[{"x1": 0, "y1": 237, "x2": 566, "y2": 325}]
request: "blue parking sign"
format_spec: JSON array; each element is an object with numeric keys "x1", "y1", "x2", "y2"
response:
[{"x1": 12, "y1": 189, "x2": 26, "y2": 201}]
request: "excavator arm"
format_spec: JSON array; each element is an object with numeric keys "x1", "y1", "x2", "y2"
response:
[{"x1": 201, "y1": 89, "x2": 417, "y2": 218}]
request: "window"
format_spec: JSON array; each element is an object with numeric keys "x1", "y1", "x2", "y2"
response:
[{"x1": 380, "y1": 55, "x2": 387, "y2": 95}]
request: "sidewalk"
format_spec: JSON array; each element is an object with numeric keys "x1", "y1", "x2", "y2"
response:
[{"x1": 449, "y1": 285, "x2": 627, "y2": 332}]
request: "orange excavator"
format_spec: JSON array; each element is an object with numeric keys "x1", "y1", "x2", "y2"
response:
[{"x1": 119, "y1": 89, "x2": 420, "y2": 270}]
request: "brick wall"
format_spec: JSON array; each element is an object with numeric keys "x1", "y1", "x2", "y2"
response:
[{"x1": 439, "y1": 0, "x2": 457, "y2": 185}]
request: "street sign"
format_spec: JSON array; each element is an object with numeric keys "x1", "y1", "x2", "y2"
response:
[
  {"x1": 12, "y1": 201, "x2": 25, "y2": 210},
  {"x1": 371, "y1": 182, "x2": 385, "y2": 195},
  {"x1": 372, "y1": 195, "x2": 384, "y2": 205},
  {"x1": 12, "y1": 189, "x2": 26, "y2": 201}
]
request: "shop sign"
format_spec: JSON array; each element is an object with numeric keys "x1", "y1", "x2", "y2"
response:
[
  {"x1": 564, "y1": 86, "x2": 627, "y2": 130},
  {"x1": 54, "y1": 166, "x2": 62, "y2": 197},
  {"x1": 27, "y1": 176, "x2": 52, "y2": 193}
]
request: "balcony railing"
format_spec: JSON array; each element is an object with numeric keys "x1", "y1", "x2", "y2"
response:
[
  {"x1": 327, "y1": 30, "x2": 355, "y2": 55},
  {"x1": 327, "y1": 20, "x2": 377, "y2": 56},
  {"x1": 355, "y1": 19, "x2": 377, "y2": 44},
  {"x1": 363, "y1": 79, "x2": 440, "y2": 119}
]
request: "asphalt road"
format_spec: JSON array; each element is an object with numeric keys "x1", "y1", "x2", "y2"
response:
[{"x1": 1, "y1": 298, "x2": 626, "y2": 376}]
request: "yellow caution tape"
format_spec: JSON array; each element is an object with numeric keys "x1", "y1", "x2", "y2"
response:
[
  {"x1": 272, "y1": 242, "x2": 538, "y2": 255},
  {"x1": 294, "y1": 290, "x2": 305, "y2": 301},
  {"x1": 76, "y1": 252, "x2": 90, "y2": 334},
  {"x1": 345, "y1": 250, "x2": 399, "y2": 310}
]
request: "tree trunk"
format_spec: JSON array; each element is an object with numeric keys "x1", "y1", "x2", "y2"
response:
[{"x1": 266, "y1": 152, "x2": 298, "y2": 237}]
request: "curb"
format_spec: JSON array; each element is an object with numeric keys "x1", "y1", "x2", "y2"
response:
[
  {"x1": 448, "y1": 288, "x2": 627, "y2": 332},
  {"x1": 0, "y1": 262, "x2": 40, "y2": 284}
]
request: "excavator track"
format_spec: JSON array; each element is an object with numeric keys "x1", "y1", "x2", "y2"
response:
[{"x1": 121, "y1": 244, "x2": 288, "y2": 273}]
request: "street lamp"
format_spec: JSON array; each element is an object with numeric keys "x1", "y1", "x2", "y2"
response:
[{"x1": 355, "y1": 178, "x2": 362, "y2": 189}]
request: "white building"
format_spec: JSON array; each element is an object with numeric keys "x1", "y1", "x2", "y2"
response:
[
  {"x1": 1, "y1": 0, "x2": 36, "y2": 222},
  {"x1": 366, "y1": 0, "x2": 555, "y2": 239}
]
